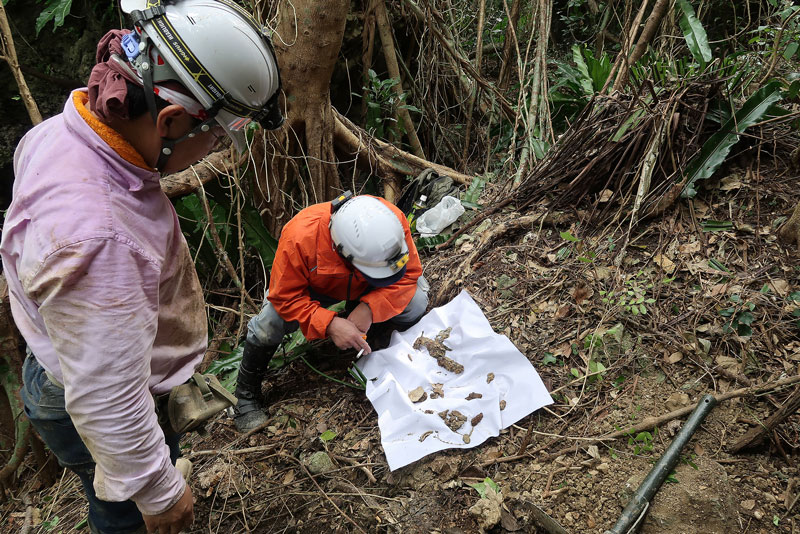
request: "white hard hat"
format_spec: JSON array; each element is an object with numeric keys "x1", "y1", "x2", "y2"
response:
[
  {"x1": 329, "y1": 195, "x2": 410, "y2": 285},
  {"x1": 119, "y1": 0, "x2": 282, "y2": 154}
]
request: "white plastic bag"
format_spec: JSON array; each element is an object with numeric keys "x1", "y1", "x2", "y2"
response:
[{"x1": 415, "y1": 195, "x2": 465, "y2": 237}]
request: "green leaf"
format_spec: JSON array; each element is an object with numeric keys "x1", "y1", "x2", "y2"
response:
[
  {"x1": 682, "y1": 81, "x2": 783, "y2": 198},
  {"x1": 414, "y1": 234, "x2": 451, "y2": 250},
  {"x1": 737, "y1": 324, "x2": 753, "y2": 337},
  {"x1": 542, "y1": 353, "x2": 558, "y2": 365},
  {"x1": 469, "y1": 477, "x2": 500, "y2": 499},
  {"x1": 320, "y1": 430, "x2": 337, "y2": 442},
  {"x1": 677, "y1": 0, "x2": 712, "y2": 65},
  {"x1": 240, "y1": 200, "x2": 278, "y2": 270},
  {"x1": 571, "y1": 45, "x2": 594, "y2": 97},
  {"x1": 463, "y1": 176, "x2": 487, "y2": 205},
  {"x1": 708, "y1": 258, "x2": 731, "y2": 273},
  {"x1": 737, "y1": 311, "x2": 754, "y2": 326},
  {"x1": 560, "y1": 231, "x2": 580, "y2": 242},
  {"x1": 35, "y1": 0, "x2": 72, "y2": 36},
  {"x1": 784, "y1": 42, "x2": 799, "y2": 61},
  {"x1": 701, "y1": 220, "x2": 734, "y2": 232}
]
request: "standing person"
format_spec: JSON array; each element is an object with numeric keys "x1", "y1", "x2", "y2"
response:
[
  {"x1": 234, "y1": 192, "x2": 430, "y2": 432},
  {"x1": 0, "y1": 1, "x2": 283, "y2": 532}
]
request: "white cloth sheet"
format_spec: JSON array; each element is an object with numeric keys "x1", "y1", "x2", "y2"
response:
[{"x1": 356, "y1": 290, "x2": 553, "y2": 470}]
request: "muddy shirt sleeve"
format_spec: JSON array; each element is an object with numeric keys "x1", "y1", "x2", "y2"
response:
[{"x1": 27, "y1": 236, "x2": 185, "y2": 516}]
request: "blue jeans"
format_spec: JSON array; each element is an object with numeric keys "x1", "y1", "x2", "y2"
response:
[{"x1": 21, "y1": 355, "x2": 180, "y2": 534}]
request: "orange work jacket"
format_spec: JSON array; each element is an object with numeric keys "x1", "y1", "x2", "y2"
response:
[{"x1": 267, "y1": 197, "x2": 423, "y2": 340}]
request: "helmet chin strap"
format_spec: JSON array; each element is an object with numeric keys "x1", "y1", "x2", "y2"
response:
[{"x1": 155, "y1": 115, "x2": 219, "y2": 170}]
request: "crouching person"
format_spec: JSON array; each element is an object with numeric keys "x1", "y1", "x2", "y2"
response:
[{"x1": 234, "y1": 193, "x2": 430, "y2": 432}]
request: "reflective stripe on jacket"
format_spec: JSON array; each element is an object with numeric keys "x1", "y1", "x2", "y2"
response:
[{"x1": 267, "y1": 197, "x2": 422, "y2": 339}]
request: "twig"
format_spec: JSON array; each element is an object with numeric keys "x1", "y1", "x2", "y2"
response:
[
  {"x1": 0, "y1": 4, "x2": 42, "y2": 125},
  {"x1": 193, "y1": 173, "x2": 257, "y2": 311},
  {"x1": 496, "y1": 0, "x2": 521, "y2": 92},
  {"x1": 614, "y1": 0, "x2": 670, "y2": 91},
  {"x1": 187, "y1": 444, "x2": 279, "y2": 459},
  {"x1": 19, "y1": 494, "x2": 33, "y2": 534},
  {"x1": 280, "y1": 452, "x2": 368, "y2": 534},
  {"x1": 401, "y1": 0, "x2": 516, "y2": 121},
  {"x1": 331, "y1": 454, "x2": 378, "y2": 484}
]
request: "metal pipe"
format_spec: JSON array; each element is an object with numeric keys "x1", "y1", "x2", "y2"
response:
[{"x1": 604, "y1": 394, "x2": 717, "y2": 534}]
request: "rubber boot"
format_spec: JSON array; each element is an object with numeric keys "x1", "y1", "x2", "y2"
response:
[{"x1": 233, "y1": 342, "x2": 276, "y2": 432}]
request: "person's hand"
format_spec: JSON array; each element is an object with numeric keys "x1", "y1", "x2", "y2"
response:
[
  {"x1": 327, "y1": 316, "x2": 371, "y2": 354},
  {"x1": 347, "y1": 302, "x2": 373, "y2": 333},
  {"x1": 143, "y1": 482, "x2": 194, "y2": 534}
]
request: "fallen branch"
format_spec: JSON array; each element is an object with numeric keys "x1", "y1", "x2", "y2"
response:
[
  {"x1": 729, "y1": 385, "x2": 800, "y2": 453},
  {"x1": 481, "y1": 374, "x2": 800, "y2": 466},
  {"x1": 333, "y1": 110, "x2": 473, "y2": 185}
]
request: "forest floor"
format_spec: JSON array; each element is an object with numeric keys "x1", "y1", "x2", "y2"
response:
[{"x1": 2, "y1": 155, "x2": 800, "y2": 534}]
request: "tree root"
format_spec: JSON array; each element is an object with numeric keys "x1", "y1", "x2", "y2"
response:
[
  {"x1": 777, "y1": 201, "x2": 800, "y2": 254},
  {"x1": 160, "y1": 150, "x2": 242, "y2": 199}
]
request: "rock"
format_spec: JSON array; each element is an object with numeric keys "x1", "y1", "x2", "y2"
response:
[
  {"x1": 740, "y1": 499, "x2": 755, "y2": 511},
  {"x1": 409, "y1": 386, "x2": 427, "y2": 403},
  {"x1": 197, "y1": 459, "x2": 248, "y2": 499},
  {"x1": 469, "y1": 488, "x2": 503, "y2": 533},
  {"x1": 665, "y1": 392, "x2": 691, "y2": 411},
  {"x1": 623, "y1": 457, "x2": 739, "y2": 534},
  {"x1": 305, "y1": 451, "x2": 335, "y2": 475}
]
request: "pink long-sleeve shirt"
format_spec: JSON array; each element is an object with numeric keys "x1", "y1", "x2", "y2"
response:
[{"x1": 0, "y1": 90, "x2": 206, "y2": 515}]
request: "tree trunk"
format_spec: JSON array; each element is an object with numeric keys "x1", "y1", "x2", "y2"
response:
[{"x1": 252, "y1": 0, "x2": 349, "y2": 234}]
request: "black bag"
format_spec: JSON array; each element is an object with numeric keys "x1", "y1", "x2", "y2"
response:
[{"x1": 398, "y1": 168, "x2": 463, "y2": 216}]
